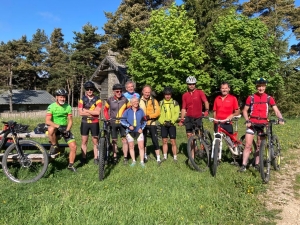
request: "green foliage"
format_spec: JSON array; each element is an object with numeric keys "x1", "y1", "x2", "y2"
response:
[
  {"x1": 128, "y1": 4, "x2": 210, "y2": 94},
  {"x1": 208, "y1": 10, "x2": 282, "y2": 99}
]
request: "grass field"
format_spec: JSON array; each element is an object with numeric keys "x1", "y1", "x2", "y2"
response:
[{"x1": 0, "y1": 116, "x2": 299, "y2": 225}]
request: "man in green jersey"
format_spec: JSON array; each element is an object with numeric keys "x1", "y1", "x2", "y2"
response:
[{"x1": 45, "y1": 88, "x2": 77, "y2": 172}]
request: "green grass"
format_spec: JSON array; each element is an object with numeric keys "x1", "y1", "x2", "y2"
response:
[{"x1": 0, "y1": 116, "x2": 299, "y2": 224}]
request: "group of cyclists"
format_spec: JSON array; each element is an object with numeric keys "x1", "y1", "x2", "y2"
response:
[{"x1": 45, "y1": 76, "x2": 284, "y2": 173}]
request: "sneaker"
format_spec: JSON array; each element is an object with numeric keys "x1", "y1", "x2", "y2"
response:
[
  {"x1": 140, "y1": 162, "x2": 145, "y2": 168},
  {"x1": 162, "y1": 158, "x2": 167, "y2": 162},
  {"x1": 49, "y1": 145, "x2": 59, "y2": 155},
  {"x1": 239, "y1": 165, "x2": 247, "y2": 172},
  {"x1": 173, "y1": 158, "x2": 178, "y2": 163},
  {"x1": 157, "y1": 160, "x2": 161, "y2": 166},
  {"x1": 123, "y1": 158, "x2": 128, "y2": 165},
  {"x1": 113, "y1": 157, "x2": 118, "y2": 165},
  {"x1": 254, "y1": 164, "x2": 260, "y2": 171},
  {"x1": 130, "y1": 161, "x2": 136, "y2": 167},
  {"x1": 67, "y1": 164, "x2": 77, "y2": 172},
  {"x1": 94, "y1": 159, "x2": 99, "y2": 165}
]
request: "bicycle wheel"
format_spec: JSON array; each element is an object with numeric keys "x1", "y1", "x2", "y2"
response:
[
  {"x1": 203, "y1": 130, "x2": 212, "y2": 148},
  {"x1": 187, "y1": 135, "x2": 210, "y2": 172},
  {"x1": 271, "y1": 135, "x2": 281, "y2": 171},
  {"x1": 98, "y1": 137, "x2": 106, "y2": 181},
  {"x1": 259, "y1": 139, "x2": 271, "y2": 183},
  {"x1": 212, "y1": 139, "x2": 220, "y2": 177},
  {"x1": 2, "y1": 140, "x2": 49, "y2": 183}
]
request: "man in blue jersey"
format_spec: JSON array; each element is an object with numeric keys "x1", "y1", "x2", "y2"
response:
[{"x1": 123, "y1": 80, "x2": 140, "y2": 101}]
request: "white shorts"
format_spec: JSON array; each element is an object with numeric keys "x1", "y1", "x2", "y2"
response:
[{"x1": 126, "y1": 132, "x2": 144, "y2": 143}]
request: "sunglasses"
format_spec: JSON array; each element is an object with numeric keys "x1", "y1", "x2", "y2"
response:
[
  {"x1": 86, "y1": 88, "x2": 94, "y2": 91},
  {"x1": 115, "y1": 90, "x2": 122, "y2": 93},
  {"x1": 188, "y1": 83, "x2": 196, "y2": 86}
]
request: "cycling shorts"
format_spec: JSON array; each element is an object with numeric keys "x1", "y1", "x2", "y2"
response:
[
  {"x1": 126, "y1": 132, "x2": 144, "y2": 143},
  {"x1": 56, "y1": 130, "x2": 75, "y2": 144},
  {"x1": 143, "y1": 125, "x2": 160, "y2": 150},
  {"x1": 246, "y1": 124, "x2": 266, "y2": 135},
  {"x1": 161, "y1": 125, "x2": 176, "y2": 139},
  {"x1": 214, "y1": 123, "x2": 233, "y2": 134},
  {"x1": 111, "y1": 123, "x2": 126, "y2": 139},
  {"x1": 80, "y1": 122, "x2": 99, "y2": 137},
  {"x1": 185, "y1": 116, "x2": 202, "y2": 133}
]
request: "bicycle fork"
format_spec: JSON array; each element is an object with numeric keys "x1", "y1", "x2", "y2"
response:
[{"x1": 211, "y1": 134, "x2": 222, "y2": 160}]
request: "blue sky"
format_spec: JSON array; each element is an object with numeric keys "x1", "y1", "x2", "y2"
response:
[{"x1": 0, "y1": 0, "x2": 299, "y2": 45}]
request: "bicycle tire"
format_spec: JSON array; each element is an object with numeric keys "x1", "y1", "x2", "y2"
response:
[
  {"x1": 259, "y1": 139, "x2": 271, "y2": 183},
  {"x1": 212, "y1": 139, "x2": 220, "y2": 177},
  {"x1": 187, "y1": 135, "x2": 210, "y2": 172},
  {"x1": 98, "y1": 137, "x2": 106, "y2": 181},
  {"x1": 2, "y1": 140, "x2": 49, "y2": 183},
  {"x1": 203, "y1": 130, "x2": 212, "y2": 148},
  {"x1": 271, "y1": 135, "x2": 281, "y2": 171}
]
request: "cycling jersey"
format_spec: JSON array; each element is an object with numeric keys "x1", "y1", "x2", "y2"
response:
[
  {"x1": 103, "y1": 96, "x2": 129, "y2": 123},
  {"x1": 158, "y1": 98, "x2": 180, "y2": 125},
  {"x1": 245, "y1": 93, "x2": 276, "y2": 124},
  {"x1": 139, "y1": 96, "x2": 160, "y2": 125},
  {"x1": 213, "y1": 94, "x2": 239, "y2": 120},
  {"x1": 78, "y1": 95, "x2": 102, "y2": 123},
  {"x1": 182, "y1": 89, "x2": 207, "y2": 118},
  {"x1": 46, "y1": 102, "x2": 72, "y2": 126},
  {"x1": 123, "y1": 92, "x2": 140, "y2": 101}
]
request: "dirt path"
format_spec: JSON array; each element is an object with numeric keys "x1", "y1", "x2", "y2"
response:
[{"x1": 263, "y1": 149, "x2": 300, "y2": 225}]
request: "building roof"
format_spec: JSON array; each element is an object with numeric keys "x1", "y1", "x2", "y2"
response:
[
  {"x1": 0, "y1": 90, "x2": 55, "y2": 105},
  {"x1": 90, "y1": 54, "x2": 129, "y2": 82}
]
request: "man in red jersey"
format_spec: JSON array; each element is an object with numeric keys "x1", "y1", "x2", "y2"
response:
[
  {"x1": 239, "y1": 78, "x2": 284, "y2": 172},
  {"x1": 179, "y1": 76, "x2": 209, "y2": 160},
  {"x1": 213, "y1": 82, "x2": 240, "y2": 134}
]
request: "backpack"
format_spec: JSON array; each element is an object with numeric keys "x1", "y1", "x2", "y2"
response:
[
  {"x1": 34, "y1": 123, "x2": 48, "y2": 134},
  {"x1": 140, "y1": 97, "x2": 157, "y2": 113},
  {"x1": 250, "y1": 94, "x2": 271, "y2": 107}
]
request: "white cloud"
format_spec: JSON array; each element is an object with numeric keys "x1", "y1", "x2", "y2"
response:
[{"x1": 38, "y1": 12, "x2": 60, "y2": 22}]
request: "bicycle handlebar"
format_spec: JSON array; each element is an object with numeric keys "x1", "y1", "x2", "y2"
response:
[{"x1": 208, "y1": 115, "x2": 241, "y2": 123}]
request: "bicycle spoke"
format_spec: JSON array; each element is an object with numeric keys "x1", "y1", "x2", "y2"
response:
[
  {"x1": 259, "y1": 139, "x2": 271, "y2": 183},
  {"x1": 2, "y1": 140, "x2": 49, "y2": 183}
]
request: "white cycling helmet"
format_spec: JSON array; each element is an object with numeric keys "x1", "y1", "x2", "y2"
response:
[{"x1": 186, "y1": 76, "x2": 197, "y2": 84}]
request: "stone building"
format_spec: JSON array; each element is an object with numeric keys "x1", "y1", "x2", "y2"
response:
[{"x1": 90, "y1": 51, "x2": 129, "y2": 100}]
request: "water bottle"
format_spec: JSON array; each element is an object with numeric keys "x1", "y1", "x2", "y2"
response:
[{"x1": 225, "y1": 135, "x2": 234, "y2": 148}]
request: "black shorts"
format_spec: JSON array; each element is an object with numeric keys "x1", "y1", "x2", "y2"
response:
[
  {"x1": 111, "y1": 123, "x2": 126, "y2": 139},
  {"x1": 246, "y1": 124, "x2": 266, "y2": 136},
  {"x1": 161, "y1": 125, "x2": 176, "y2": 139},
  {"x1": 80, "y1": 122, "x2": 99, "y2": 137},
  {"x1": 214, "y1": 123, "x2": 233, "y2": 134},
  {"x1": 184, "y1": 116, "x2": 202, "y2": 133}
]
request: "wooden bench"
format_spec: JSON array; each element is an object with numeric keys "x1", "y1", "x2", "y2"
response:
[
  {"x1": 0, "y1": 153, "x2": 49, "y2": 162},
  {"x1": 0, "y1": 142, "x2": 69, "y2": 162}
]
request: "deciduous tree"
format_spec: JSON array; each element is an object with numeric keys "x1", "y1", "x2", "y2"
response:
[{"x1": 128, "y1": 4, "x2": 210, "y2": 94}]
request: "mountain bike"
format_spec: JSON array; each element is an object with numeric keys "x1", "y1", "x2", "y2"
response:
[
  {"x1": 98, "y1": 118, "x2": 125, "y2": 181},
  {"x1": 187, "y1": 117, "x2": 212, "y2": 172},
  {"x1": 0, "y1": 121, "x2": 49, "y2": 183},
  {"x1": 257, "y1": 119, "x2": 283, "y2": 183},
  {"x1": 208, "y1": 115, "x2": 246, "y2": 177}
]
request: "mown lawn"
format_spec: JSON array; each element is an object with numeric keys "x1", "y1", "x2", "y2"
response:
[{"x1": 0, "y1": 116, "x2": 299, "y2": 225}]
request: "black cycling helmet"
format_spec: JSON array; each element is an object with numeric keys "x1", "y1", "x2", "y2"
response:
[
  {"x1": 84, "y1": 81, "x2": 96, "y2": 89},
  {"x1": 163, "y1": 87, "x2": 173, "y2": 95},
  {"x1": 55, "y1": 88, "x2": 68, "y2": 96},
  {"x1": 255, "y1": 77, "x2": 268, "y2": 85},
  {"x1": 112, "y1": 83, "x2": 123, "y2": 90}
]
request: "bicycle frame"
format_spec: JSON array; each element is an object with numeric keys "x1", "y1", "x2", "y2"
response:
[
  {"x1": 209, "y1": 116, "x2": 242, "y2": 160},
  {"x1": 1, "y1": 121, "x2": 23, "y2": 157}
]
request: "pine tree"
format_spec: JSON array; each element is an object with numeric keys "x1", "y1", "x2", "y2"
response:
[
  {"x1": 100, "y1": 0, "x2": 173, "y2": 62},
  {"x1": 46, "y1": 28, "x2": 74, "y2": 103},
  {"x1": 71, "y1": 23, "x2": 101, "y2": 100}
]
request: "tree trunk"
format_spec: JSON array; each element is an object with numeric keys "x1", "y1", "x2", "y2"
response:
[
  {"x1": 9, "y1": 66, "x2": 13, "y2": 113},
  {"x1": 80, "y1": 76, "x2": 84, "y2": 100}
]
